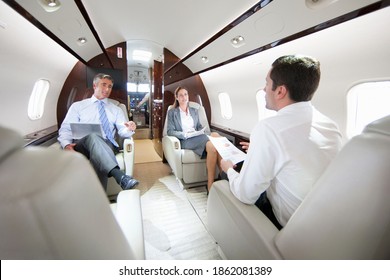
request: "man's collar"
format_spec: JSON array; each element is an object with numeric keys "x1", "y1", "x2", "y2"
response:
[
  {"x1": 91, "y1": 95, "x2": 107, "y2": 104},
  {"x1": 278, "y1": 101, "x2": 312, "y2": 113}
]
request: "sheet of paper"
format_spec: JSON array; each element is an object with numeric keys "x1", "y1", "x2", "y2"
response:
[
  {"x1": 186, "y1": 127, "x2": 206, "y2": 138},
  {"x1": 208, "y1": 136, "x2": 246, "y2": 164}
]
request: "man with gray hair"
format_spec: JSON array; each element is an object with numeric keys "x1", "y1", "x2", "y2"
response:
[{"x1": 58, "y1": 73, "x2": 139, "y2": 191}]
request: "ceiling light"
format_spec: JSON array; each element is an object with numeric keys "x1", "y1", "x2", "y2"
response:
[
  {"x1": 37, "y1": 0, "x2": 61, "y2": 12},
  {"x1": 306, "y1": 0, "x2": 339, "y2": 10},
  {"x1": 77, "y1": 37, "x2": 87, "y2": 45},
  {"x1": 201, "y1": 56, "x2": 209, "y2": 63},
  {"x1": 230, "y1": 35, "x2": 245, "y2": 48},
  {"x1": 132, "y1": 50, "x2": 152, "y2": 62},
  {"x1": 48, "y1": 0, "x2": 57, "y2": 7}
]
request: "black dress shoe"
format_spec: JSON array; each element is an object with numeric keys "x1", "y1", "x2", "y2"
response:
[{"x1": 120, "y1": 175, "x2": 139, "y2": 190}]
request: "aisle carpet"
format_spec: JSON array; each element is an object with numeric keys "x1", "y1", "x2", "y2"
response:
[
  {"x1": 133, "y1": 162, "x2": 221, "y2": 260},
  {"x1": 140, "y1": 175, "x2": 221, "y2": 260},
  {"x1": 134, "y1": 139, "x2": 162, "y2": 164}
]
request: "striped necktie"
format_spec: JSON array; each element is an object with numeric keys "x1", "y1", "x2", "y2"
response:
[{"x1": 98, "y1": 100, "x2": 118, "y2": 147}]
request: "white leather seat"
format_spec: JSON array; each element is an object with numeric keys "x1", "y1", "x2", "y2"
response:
[
  {"x1": 207, "y1": 115, "x2": 390, "y2": 259},
  {"x1": 0, "y1": 126, "x2": 144, "y2": 259},
  {"x1": 162, "y1": 101, "x2": 210, "y2": 188}
]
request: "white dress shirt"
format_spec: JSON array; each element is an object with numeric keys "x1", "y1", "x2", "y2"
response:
[
  {"x1": 180, "y1": 107, "x2": 195, "y2": 133},
  {"x1": 58, "y1": 96, "x2": 134, "y2": 148},
  {"x1": 227, "y1": 102, "x2": 342, "y2": 226}
]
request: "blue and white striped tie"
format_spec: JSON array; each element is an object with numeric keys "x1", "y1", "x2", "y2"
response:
[{"x1": 98, "y1": 100, "x2": 118, "y2": 147}]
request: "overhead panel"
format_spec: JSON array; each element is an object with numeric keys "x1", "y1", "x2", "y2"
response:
[
  {"x1": 183, "y1": 0, "x2": 383, "y2": 73},
  {"x1": 14, "y1": 0, "x2": 102, "y2": 62}
]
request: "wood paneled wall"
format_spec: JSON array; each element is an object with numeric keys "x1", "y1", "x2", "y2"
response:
[
  {"x1": 163, "y1": 49, "x2": 211, "y2": 124},
  {"x1": 57, "y1": 42, "x2": 127, "y2": 126},
  {"x1": 56, "y1": 43, "x2": 212, "y2": 159}
]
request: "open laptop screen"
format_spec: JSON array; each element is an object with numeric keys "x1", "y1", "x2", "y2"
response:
[{"x1": 70, "y1": 123, "x2": 102, "y2": 139}]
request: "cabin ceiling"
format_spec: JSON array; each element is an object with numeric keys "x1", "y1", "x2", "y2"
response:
[{"x1": 5, "y1": 0, "x2": 386, "y2": 74}]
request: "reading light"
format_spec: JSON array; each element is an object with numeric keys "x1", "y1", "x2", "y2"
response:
[
  {"x1": 37, "y1": 0, "x2": 61, "y2": 12},
  {"x1": 201, "y1": 56, "x2": 209, "y2": 63},
  {"x1": 48, "y1": 0, "x2": 57, "y2": 7},
  {"x1": 230, "y1": 35, "x2": 245, "y2": 48},
  {"x1": 306, "y1": 0, "x2": 339, "y2": 10},
  {"x1": 77, "y1": 37, "x2": 87, "y2": 45}
]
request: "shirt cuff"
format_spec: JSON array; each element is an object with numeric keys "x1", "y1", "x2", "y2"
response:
[{"x1": 227, "y1": 167, "x2": 239, "y2": 180}]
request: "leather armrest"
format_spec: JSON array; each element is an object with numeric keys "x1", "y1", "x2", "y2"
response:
[
  {"x1": 207, "y1": 180, "x2": 282, "y2": 259},
  {"x1": 122, "y1": 138, "x2": 134, "y2": 176},
  {"x1": 110, "y1": 189, "x2": 145, "y2": 260},
  {"x1": 162, "y1": 135, "x2": 183, "y2": 178}
]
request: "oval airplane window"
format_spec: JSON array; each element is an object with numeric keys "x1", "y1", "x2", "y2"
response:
[
  {"x1": 28, "y1": 79, "x2": 50, "y2": 120},
  {"x1": 256, "y1": 89, "x2": 276, "y2": 121},
  {"x1": 218, "y1": 92, "x2": 232, "y2": 120},
  {"x1": 67, "y1": 87, "x2": 77, "y2": 110},
  {"x1": 347, "y1": 81, "x2": 390, "y2": 139}
]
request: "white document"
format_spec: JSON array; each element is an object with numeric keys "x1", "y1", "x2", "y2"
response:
[
  {"x1": 208, "y1": 136, "x2": 246, "y2": 164},
  {"x1": 186, "y1": 127, "x2": 206, "y2": 138}
]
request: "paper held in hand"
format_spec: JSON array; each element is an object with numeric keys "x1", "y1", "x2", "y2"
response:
[
  {"x1": 186, "y1": 127, "x2": 206, "y2": 138},
  {"x1": 208, "y1": 136, "x2": 246, "y2": 164}
]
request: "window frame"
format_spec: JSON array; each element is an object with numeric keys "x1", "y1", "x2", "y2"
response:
[
  {"x1": 346, "y1": 80, "x2": 390, "y2": 138},
  {"x1": 218, "y1": 92, "x2": 233, "y2": 120}
]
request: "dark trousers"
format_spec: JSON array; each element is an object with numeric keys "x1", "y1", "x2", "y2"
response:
[
  {"x1": 74, "y1": 133, "x2": 119, "y2": 190},
  {"x1": 255, "y1": 192, "x2": 283, "y2": 230}
]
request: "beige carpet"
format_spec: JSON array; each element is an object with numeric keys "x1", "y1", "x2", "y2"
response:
[
  {"x1": 140, "y1": 175, "x2": 221, "y2": 260},
  {"x1": 133, "y1": 161, "x2": 221, "y2": 260},
  {"x1": 134, "y1": 139, "x2": 162, "y2": 164}
]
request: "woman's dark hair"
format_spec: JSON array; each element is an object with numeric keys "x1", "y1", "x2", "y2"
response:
[{"x1": 270, "y1": 55, "x2": 321, "y2": 102}]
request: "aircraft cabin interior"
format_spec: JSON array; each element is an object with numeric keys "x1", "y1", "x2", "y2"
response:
[{"x1": 0, "y1": 0, "x2": 389, "y2": 269}]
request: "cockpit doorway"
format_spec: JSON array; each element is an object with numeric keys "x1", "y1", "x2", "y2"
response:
[{"x1": 127, "y1": 68, "x2": 151, "y2": 139}]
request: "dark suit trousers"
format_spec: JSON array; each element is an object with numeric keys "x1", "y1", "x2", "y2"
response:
[{"x1": 74, "y1": 133, "x2": 119, "y2": 190}]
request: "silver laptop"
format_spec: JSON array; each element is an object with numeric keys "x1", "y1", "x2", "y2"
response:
[{"x1": 70, "y1": 123, "x2": 102, "y2": 139}]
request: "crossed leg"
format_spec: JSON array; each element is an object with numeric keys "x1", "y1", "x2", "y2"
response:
[{"x1": 206, "y1": 132, "x2": 222, "y2": 191}]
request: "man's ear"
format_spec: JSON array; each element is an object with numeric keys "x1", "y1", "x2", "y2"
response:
[{"x1": 276, "y1": 85, "x2": 288, "y2": 100}]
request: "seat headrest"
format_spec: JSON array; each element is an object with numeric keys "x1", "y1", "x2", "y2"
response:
[
  {"x1": 108, "y1": 98, "x2": 120, "y2": 106},
  {"x1": 189, "y1": 101, "x2": 200, "y2": 109},
  {"x1": 163, "y1": 102, "x2": 202, "y2": 137},
  {"x1": 167, "y1": 101, "x2": 200, "y2": 111},
  {"x1": 0, "y1": 126, "x2": 24, "y2": 163},
  {"x1": 363, "y1": 115, "x2": 390, "y2": 136}
]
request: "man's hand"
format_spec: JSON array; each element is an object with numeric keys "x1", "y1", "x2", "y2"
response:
[
  {"x1": 124, "y1": 121, "x2": 137, "y2": 131},
  {"x1": 64, "y1": 143, "x2": 76, "y2": 151},
  {"x1": 221, "y1": 159, "x2": 235, "y2": 173}
]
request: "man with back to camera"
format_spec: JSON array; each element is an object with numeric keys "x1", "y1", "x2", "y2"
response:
[
  {"x1": 58, "y1": 73, "x2": 139, "y2": 191},
  {"x1": 220, "y1": 55, "x2": 342, "y2": 229}
]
